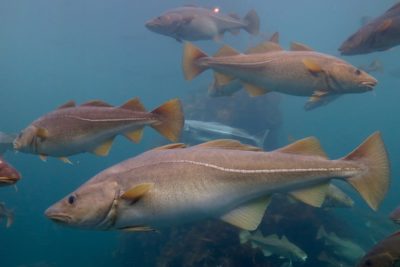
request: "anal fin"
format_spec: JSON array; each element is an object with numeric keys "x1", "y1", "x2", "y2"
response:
[
  {"x1": 90, "y1": 138, "x2": 114, "y2": 156},
  {"x1": 290, "y1": 183, "x2": 329, "y2": 207},
  {"x1": 214, "y1": 72, "x2": 235, "y2": 86},
  {"x1": 124, "y1": 127, "x2": 144, "y2": 143},
  {"x1": 220, "y1": 196, "x2": 272, "y2": 230},
  {"x1": 243, "y1": 83, "x2": 269, "y2": 96}
]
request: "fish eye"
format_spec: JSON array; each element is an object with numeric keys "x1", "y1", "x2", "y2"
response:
[
  {"x1": 355, "y1": 69, "x2": 362, "y2": 75},
  {"x1": 68, "y1": 195, "x2": 76, "y2": 205}
]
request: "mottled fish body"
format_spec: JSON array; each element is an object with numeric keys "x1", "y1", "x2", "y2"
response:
[
  {"x1": 183, "y1": 42, "x2": 377, "y2": 110},
  {"x1": 45, "y1": 132, "x2": 389, "y2": 232},
  {"x1": 184, "y1": 119, "x2": 269, "y2": 147},
  {"x1": 13, "y1": 98, "x2": 184, "y2": 159},
  {"x1": 146, "y1": 7, "x2": 259, "y2": 42},
  {"x1": 340, "y1": 3, "x2": 400, "y2": 55}
]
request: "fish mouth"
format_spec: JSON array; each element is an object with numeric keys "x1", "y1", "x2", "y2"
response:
[
  {"x1": 0, "y1": 176, "x2": 19, "y2": 186},
  {"x1": 13, "y1": 140, "x2": 21, "y2": 150},
  {"x1": 145, "y1": 20, "x2": 159, "y2": 30},
  {"x1": 45, "y1": 210, "x2": 72, "y2": 224},
  {"x1": 360, "y1": 80, "x2": 377, "y2": 90}
]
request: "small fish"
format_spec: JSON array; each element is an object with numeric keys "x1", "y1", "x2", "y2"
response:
[
  {"x1": 322, "y1": 184, "x2": 354, "y2": 209},
  {"x1": 240, "y1": 230, "x2": 307, "y2": 263},
  {"x1": 183, "y1": 119, "x2": 269, "y2": 148},
  {"x1": 357, "y1": 231, "x2": 400, "y2": 267},
  {"x1": 45, "y1": 132, "x2": 389, "y2": 232},
  {"x1": 339, "y1": 3, "x2": 400, "y2": 55},
  {"x1": 0, "y1": 158, "x2": 21, "y2": 187},
  {"x1": 182, "y1": 41, "x2": 377, "y2": 110},
  {"x1": 317, "y1": 226, "x2": 365, "y2": 264},
  {"x1": 13, "y1": 98, "x2": 184, "y2": 160},
  {"x1": 390, "y1": 206, "x2": 400, "y2": 224},
  {"x1": 146, "y1": 6, "x2": 259, "y2": 42},
  {"x1": 0, "y1": 202, "x2": 14, "y2": 228},
  {"x1": 358, "y1": 60, "x2": 384, "y2": 74},
  {"x1": 0, "y1": 132, "x2": 16, "y2": 155}
]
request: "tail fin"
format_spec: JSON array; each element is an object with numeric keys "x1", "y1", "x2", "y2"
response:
[
  {"x1": 243, "y1": 10, "x2": 260, "y2": 35},
  {"x1": 239, "y1": 230, "x2": 251, "y2": 244},
  {"x1": 151, "y1": 99, "x2": 184, "y2": 142},
  {"x1": 342, "y1": 132, "x2": 390, "y2": 211},
  {"x1": 182, "y1": 42, "x2": 208, "y2": 80}
]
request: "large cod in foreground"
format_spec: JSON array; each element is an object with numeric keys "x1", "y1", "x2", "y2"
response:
[{"x1": 45, "y1": 132, "x2": 389, "y2": 232}]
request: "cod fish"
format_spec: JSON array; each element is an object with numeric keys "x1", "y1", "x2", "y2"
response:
[
  {"x1": 0, "y1": 158, "x2": 21, "y2": 187},
  {"x1": 317, "y1": 226, "x2": 365, "y2": 264},
  {"x1": 339, "y1": 3, "x2": 400, "y2": 55},
  {"x1": 390, "y1": 206, "x2": 400, "y2": 224},
  {"x1": 0, "y1": 132, "x2": 16, "y2": 154},
  {"x1": 183, "y1": 119, "x2": 269, "y2": 148},
  {"x1": 45, "y1": 132, "x2": 389, "y2": 232},
  {"x1": 146, "y1": 6, "x2": 259, "y2": 42},
  {"x1": 240, "y1": 230, "x2": 307, "y2": 264},
  {"x1": 13, "y1": 98, "x2": 184, "y2": 161},
  {"x1": 183, "y1": 41, "x2": 377, "y2": 110},
  {"x1": 357, "y1": 231, "x2": 400, "y2": 267},
  {"x1": 0, "y1": 202, "x2": 13, "y2": 228}
]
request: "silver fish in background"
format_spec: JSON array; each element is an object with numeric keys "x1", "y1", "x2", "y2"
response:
[
  {"x1": 317, "y1": 226, "x2": 366, "y2": 264},
  {"x1": 0, "y1": 132, "x2": 16, "y2": 155},
  {"x1": 45, "y1": 132, "x2": 389, "y2": 232},
  {"x1": 183, "y1": 119, "x2": 269, "y2": 148},
  {"x1": 239, "y1": 230, "x2": 307, "y2": 263},
  {"x1": 390, "y1": 206, "x2": 400, "y2": 224},
  {"x1": 146, "y1": 6, "x2": 259, "y2": 42},
  {"x1": 183, "y1": 41, "x2": 377, "y2": 110},
  {"x1": 0, "y1": 202, "x2": 13, "y2": 228},
  {"x1": 339, "y1": 3, "x2": 400, "y2": 55},
  {"x1": 0, "y1": 157, "x2": 21, "y2": 187},
  {"x1": 13, "y1": 98, "x2": 184, "y2": 161}
]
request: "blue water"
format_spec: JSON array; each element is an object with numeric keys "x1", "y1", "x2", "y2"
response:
[{"x1": 0, "y1": 0, "x2": 399, "y2": 266}]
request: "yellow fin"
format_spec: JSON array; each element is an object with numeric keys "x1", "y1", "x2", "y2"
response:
[
  {"x1": 194, "y1": 139, "x2": 262, "y2": 151},
  {"x1": 118, "y1": 225, "x2": 157, "y2": 232},
  {"x1": 57, "y1": 100, "x2": 76, "y2": 109},
  {"x1": 246, "y1": 41, "x2": 283, "y2": 54},
  {"x1": 291, "y1": 42, "x2": 314, "y2": 51},
  {"x1": 59, "y1": 157, "x2": 72, "y2": 164},
  {"x1": 150, "y1": 99, "x2": 184, "y2": 142},
  {"x1": 290, "y1": 183, "x2": 329, "y2": 207},
  {"x1": 182, "y1": 42, "x2": 208, "y2": 80},
  {"x1": 302, "y1": 58, "x2": 323, "y2": 73},
  {"x1": 304, "y1": 93, "x2": 340, "y2": 111},
  {"x1": 220, "y1": 196, "x2": 272, "y2": 230},
  {"x1": 120, "y1": 97, "x2": 146, "y2": 112},
  {"x1": 214, "y1": 72, "x2": 235, "y2": 86},
  {"x1": 243, "y1": 83, "x2": 269, "y2": 96},
  {"x1": 36, "y1": 128, "x2": 49, "y2": 139},
  {"x1": 379, "y1": 19, "x2": 392, "y2": 32},
  {"x1": 124, "y1": 127, "x2": 144, "y2": 143},
  {"x1": 153, "y1": 143, "x2": 187, "y2": 150},
  {"x1": 39, "y1": 154, "x2": 47, "y2": 162},
  {"x1": 91, "y1": 138, "x2": 114, "y2": 156},
  {"x1": 269, "y1": 32, "x2": 279, "y2": 44},
  {"x1": 120, "y1": 183, "x2": 154, "y2": 202},
  {"x1": 213, "y1": 45, "x2": 240, "y2": 57},
  {"x1": 276, "y1": 137, "x2": 328, "y2": 158},
  {"x1": 80, "y1": 100, "x2": 113, "y2": 107}
]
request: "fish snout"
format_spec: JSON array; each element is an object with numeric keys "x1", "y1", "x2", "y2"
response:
[
  {"x1": 145, "y1": 19, "x2": 159, "y2": 30},
  {"x1": 360, "y1": 78, "x2": 377, "y2": 91},
  {"x1": 0, "y1": 161, "x2": 21, "y2": 186},
  {"x1": 45, "y1": 207, "x2": 72, "y2": 225},
  {"x1": 13, "y1": 139, "x2": 22, "y2": 151}
]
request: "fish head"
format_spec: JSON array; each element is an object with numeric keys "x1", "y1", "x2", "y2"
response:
[
  {"x1": 390, "y1": 207, "x2": 400, "y2": 224},
  {"x1": 145, "y1": 12, "x2": 185, "y2": 37},
  {"x1": 0, "y1": 159, "x2": 21, "y2": 186},
  {"x1": 13, "y1": 125, "x2": 45, "y2": 154},
  {"x1": 338, "y1": 23, "x2": 381, "y2": 55},
  {"x1": 45, "y1": 180, "x2": 119, "y2": 229},
  {"x1": 328, "y1": 62, "x2": 377, "y2": 93},
  {"x1": 293, "y1": 248, "x2": 308, "y2": 262},
  {"x1": 357, "y1": 253, "x2": 394, "y2": 267}
]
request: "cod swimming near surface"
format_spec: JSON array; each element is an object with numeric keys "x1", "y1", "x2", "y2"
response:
[
  {"x1": 146, "y1": 6, "x2": 259, "y2": 42},
  {"x1": 339, "y1": 3, "x2": 400, "y2": 55},
  {"x1": 45, "y1": 132, "x2": 390, "y2": 232},
  {"x1": 183, "y1": 42, "x2": 378, "y2": 110},
  {"x1": 13, "y1": 98, "x2": 184, "y2": 161}
]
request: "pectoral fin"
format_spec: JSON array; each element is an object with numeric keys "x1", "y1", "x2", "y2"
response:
[
  {"x1": 243, "y1": 83, "x2": 269, "y2": 96},
  {"x1": 220, "y1": 196, "x2": 272, "y2": 230},
  {"x1": 302, "y1": 59, "x2": 323, "y2": 74},
  {"x1": 39, "y1": 154, "x2": 47, "y2": 162},
  {"x1": 305, "y1": 92, "x2": 340, "y2": 111},
  {"x1": 120, "y1": 183, "x2": 154, "y2": 202},
  {"x1": 118, "y1": 225, "x2": 157, "y2": 232},
  {"x1": 36, "y1": 128, "x2": 49, "y2": 139},
  {"x1": 59, "y1": 157, "x2": 72, "y2": 164},
  {"x1": 124, "y1": 127, "x2": 144, "y2": 143},
  {"x1": 90, "y1": 138, "x2": 114, "y2": 156},
  {"x1": 290, "y1": 183, "x2": 330, "y2": 207}
]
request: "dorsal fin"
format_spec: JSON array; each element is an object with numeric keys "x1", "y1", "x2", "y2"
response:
[
  {"x1": 386, "y1": 2, "x2": 400, "y2": 14},
  {"x1": 228, "y1": 13, "x2": 241, "y2": 20},
  {"x1": 120, "y1": 97, "x2": 146, "y2": 112},
  {"x1": 291, "y1": 42, "x2": 314, "y2": 51},
  {"x1": 246, "y1": 41, "x2": 283, "y2": 54},
  {"x1": 269, "y1": 32, "x2": 280, "y2": 44},
  {"x1": 57, "y1": 100, "x2": 76, "y2": 109},
  {"x1": 194, "y1": 139, "x2": 262, "y2": 151},
  {"x1": 81, "y1": 100, "x2": 113, "y2": 107},
  {"x1": 153, "y1": 143, "x2": 187, "y2": 150},
  {"x1": 214, "y1": 45, "x2": 240, "y2": 57},
  {"x1": 276, "y1": 137, "x2": 328, "y2": 158}
]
